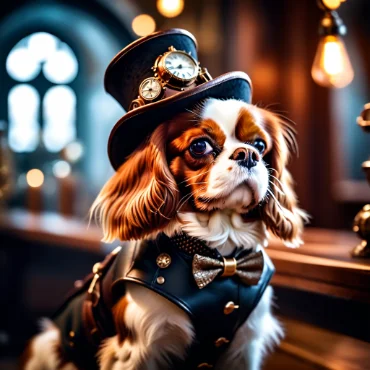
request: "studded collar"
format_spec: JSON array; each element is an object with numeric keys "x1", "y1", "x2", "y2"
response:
[
  {"x1": 169, "y1": 232, "x2": 255, "y2": 260},
  {"x1": 169, "y1": 232, "x2": 220, "y2": 258}
]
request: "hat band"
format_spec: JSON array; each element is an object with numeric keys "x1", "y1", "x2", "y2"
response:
[{"x1": 129, "y1": 46, "x2": 212, "y2": 111}]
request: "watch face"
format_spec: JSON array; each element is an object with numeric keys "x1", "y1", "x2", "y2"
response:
[
  {"x1": 164, "y1": 51, "x2": 198, "y2": 81},
  {"x1": 139, "y1": 77, "x2": 162, "y2": 101}
]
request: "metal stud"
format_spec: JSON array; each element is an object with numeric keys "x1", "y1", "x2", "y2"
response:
[{"x1": 157, "y1": 276, "x2": 165, "y2": 284}]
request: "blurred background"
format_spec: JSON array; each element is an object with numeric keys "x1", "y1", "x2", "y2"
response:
[{"x1": 1, "y1": 0, "x2": 370, "y2": 369}]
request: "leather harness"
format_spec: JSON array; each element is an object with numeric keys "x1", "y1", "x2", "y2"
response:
[{"x1": 53, "y1": 233, "x2": 275, "y2": 369}]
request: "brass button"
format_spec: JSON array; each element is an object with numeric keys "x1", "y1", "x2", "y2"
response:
[
  {"x1": 215, "y1": 337, "x2": 230, "y2": 347},
  {"x1": 198, "y1": 363, "x2": 213, "y2": 368},
  {"x1": 224, "y1": 301, "x2": 239, "y2": 315},
  {"x1": 156, "y1": 253, "x2": 171, "y2": 268},
  {"x1": 69, "y1": 331, "x2": 75, "y2": 338},
  {"x1": 156, "y1": 276, "x2": 165, "y2": 284}
]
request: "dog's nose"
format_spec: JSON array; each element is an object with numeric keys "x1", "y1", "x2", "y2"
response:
[{"x1": 230, "y1": 148, "x2": 260, "y2": 169}]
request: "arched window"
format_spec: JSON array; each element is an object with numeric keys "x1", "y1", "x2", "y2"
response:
[{"x1": 6, "y1": 32, "x2": 78, "y2": 153}]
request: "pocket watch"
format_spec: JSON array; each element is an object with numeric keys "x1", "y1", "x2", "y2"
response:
[
  {"x1": 153, "y1": 46, "x2": 199, "y2": 89},
  {"x1": 133, "y1": 46, "x2": 211, "y2": 109}
]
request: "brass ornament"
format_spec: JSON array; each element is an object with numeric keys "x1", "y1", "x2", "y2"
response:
[
  {"x1": 224, "y1": 301, "x2": 239, "y2": 315},
  {"x1": 352, "y1": 204, "x2": 370, "y2": 257},
  {"x1": 129, "y1": 46, "x2": 213, "y2": 111},
  {"x1": 352, "y1": 104, "x2": 370, "y2": 257},
  {"x1": 156, "y1": 253, "x2": 172, "y2": 268},
  {"x1": 192, "y1": 251, "x2": 264, "y2": 289},
  {"x1": 221, "y1": 257, "x2": 237, "y2": 277}
]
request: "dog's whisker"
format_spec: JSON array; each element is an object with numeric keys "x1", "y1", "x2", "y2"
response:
[
  {"x1": 267, "y1": 188, "x2": 284, "y2": 212},
  {"x1": 268, "y1": 174, "x2": 286, "y2": 190},
  {"x1": 269, "y1": 180, "x2": 285, "y2": 196},
  {"x1": 177, "y1": 187, "x2": 206, "y2": 212},
  {"x1": 178, "y1": 169, "x2": 212, "y2": 185},
  {"x1": 185, "y1": 182, "x2": 207, "y2": 187}
]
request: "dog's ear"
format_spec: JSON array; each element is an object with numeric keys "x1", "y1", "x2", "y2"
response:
[
  {"x1": 91, "y1": 124, "x2": 179, "y2": 241},
  {"x1": 259, "y1": 109, "x2": 308, "y2": 247}
]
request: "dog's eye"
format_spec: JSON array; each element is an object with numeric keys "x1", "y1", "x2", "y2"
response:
[
  {"x1": 253, "y1": 139, "x2": 266, "y2": 154},
  {"x1": 189, "y1": 140, "x2": 213, "y2": 158}
]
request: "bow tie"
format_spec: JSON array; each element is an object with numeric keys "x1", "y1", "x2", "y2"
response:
[{"x1": 192, "y1": 250, "x2": 264, "y2": 289}]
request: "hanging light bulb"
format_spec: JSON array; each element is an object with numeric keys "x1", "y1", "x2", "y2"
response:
[
  {"x1": 311, "y1": 11, "x2": 354, "y2": 88},
  {"x1": 157, "y1": 0, "x2": 184, "y2": 18}
]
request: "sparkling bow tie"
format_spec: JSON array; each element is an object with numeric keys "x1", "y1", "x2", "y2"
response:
[{"x1": 192, "y1": 251, "x2": 264, "y2": 289}]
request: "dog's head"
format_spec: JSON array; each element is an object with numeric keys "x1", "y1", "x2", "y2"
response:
[{"x1": 92, "y1": 99, "x2": 306, "y2": 246}]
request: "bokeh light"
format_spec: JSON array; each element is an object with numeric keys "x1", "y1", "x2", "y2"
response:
[
  {"x1": 6, "y1": 48, "x2": 40, "y2": 82},
  {"x1": 43, "y1": 85, "x2": 76, "y2": 152},
  {"x1": 26, "y1": 169, "x2": 44, "y2": 188},
  {"x1": 8, "y1": 84, "x2": 40, "y2": 152},
  {"x1": 132, "y1": 14, "x2": 156, "y2": 37},
  {"x1": 28, "y1": 32, "x2": 58, "y2": 63},
  {"x1": 6, "y1": 32, "x2": 78, "y2": 84},
  {"x1": 53, "y1": 160, "x2": 71, "y2": 178},
  {"x1": 64, "y1": 141, "x2": 84, "y2": 163},
  {"x1": 157, "y1": 0, "x2": 184, "y2": 18},
  {"x1": 43, "y1": 43, "x2": 78, "y2": 84}
]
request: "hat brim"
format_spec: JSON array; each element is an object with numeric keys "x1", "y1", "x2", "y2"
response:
[{"x1": 108, "y1": 71, "x2": 252, "y2": 170}]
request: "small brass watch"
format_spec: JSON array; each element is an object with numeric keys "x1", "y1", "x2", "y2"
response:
[{"x1": 131, "y1": 46, "x2": 211, "y2": 110}]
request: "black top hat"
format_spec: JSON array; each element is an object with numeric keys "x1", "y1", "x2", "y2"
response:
[{"x1": 105, "y1": 28, "x2": 252, "y2": 171}]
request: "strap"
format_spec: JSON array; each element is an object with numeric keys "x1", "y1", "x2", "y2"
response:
[{"x1": 82, "y1": 246, "x2": 122, "y2": 346}]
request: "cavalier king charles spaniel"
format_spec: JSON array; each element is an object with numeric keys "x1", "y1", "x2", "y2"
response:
[{"x1": 22, "y1": 98, "x2": 307, "y2": 370}]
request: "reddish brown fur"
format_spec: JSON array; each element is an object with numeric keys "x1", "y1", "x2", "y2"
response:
[
  {"x1": 236, "y1": 108, "x2": 271, "y2": 149},
  {"x1": 255, "y1": 108, "x2": 306, "y2": 244},
  {"x1": 91, "y1": 123, "x2": 179, "y2": 241},
  {"x1": 167, "y1": 117, "x2": 227, "y2": 211}
]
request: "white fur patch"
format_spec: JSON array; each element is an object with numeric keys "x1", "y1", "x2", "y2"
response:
[
  {"x1": 167, "y1": 211, "x2": 268, "y2": 255},
  {"x1": 24, "y1": 320, "x2": 77, "y2": 370},
  {"x1": 99, "y1": 282, "x2": 194, "y2": 370}
]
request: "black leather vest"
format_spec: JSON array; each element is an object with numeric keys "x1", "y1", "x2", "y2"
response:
[{"x1": 53, "y1": 233, "x2": 275, "y2": 369}]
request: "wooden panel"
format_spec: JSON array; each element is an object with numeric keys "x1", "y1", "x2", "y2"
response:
[
  {"x1": 0, "y1": 208, "x2": 103, "y2": 252},
  {"x1": 265, "y1": 317, "x2": 370, "y2": 370},
  {"x1": 267, "y1": 229, "x2": 370, "y2": 303}
]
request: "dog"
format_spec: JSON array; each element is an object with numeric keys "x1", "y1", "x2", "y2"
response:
[{"x1": 22, "y1": 98, "x2": 307, "y2": 370}]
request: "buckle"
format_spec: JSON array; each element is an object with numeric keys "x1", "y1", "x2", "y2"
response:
[{"x1": 87, "y1": 262, "x2": 102, "y2": 295}]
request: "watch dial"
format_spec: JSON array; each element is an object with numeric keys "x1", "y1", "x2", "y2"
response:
[
  {"x1": 140, "y1": 78, "x2": 162, "y2": 100},
  {"x1": 165, "y1": 52, "x2": 198, "y2": 80}
]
